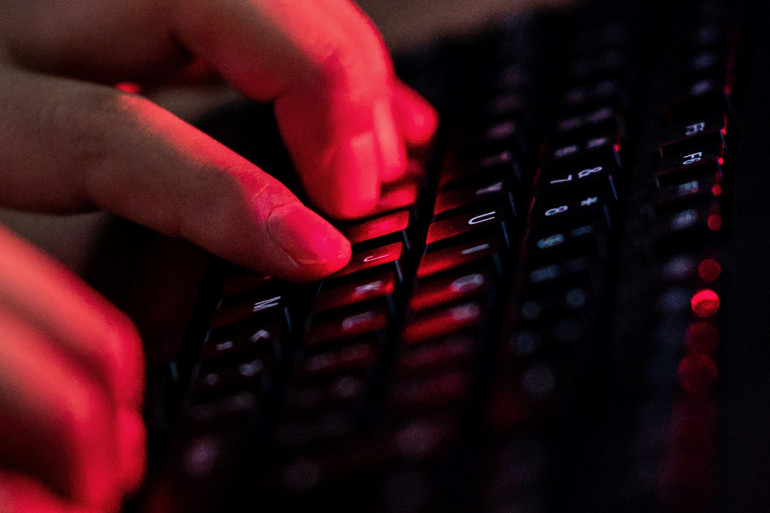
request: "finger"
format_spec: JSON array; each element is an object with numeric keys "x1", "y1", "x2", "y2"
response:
[
  {"x1": 0, "y1": 225, "x2": 144, "y2": 414},
  {"x1": 0, "y1": 472, "x2": 99, "y2": 513},
  {"x1": 393, "y1": 81, "x2": 439, "y2": 148},
  {"x1": 0, "y1": 309, "x2": 128, "y2": 510},
  {"x1": 171, "y1": 0, "x2": 407, "y2": 218},
  {"x1": 0, "y1": 67, "x2": 351, "y2": 281}
]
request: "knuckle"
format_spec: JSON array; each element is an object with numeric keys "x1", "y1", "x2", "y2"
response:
[{"x1": 310, "y1": 28, "x2": 392, "y2": 110}]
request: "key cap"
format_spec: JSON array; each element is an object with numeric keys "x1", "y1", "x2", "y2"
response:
[
  {"x1": 554, "y1": 104, "x2": 623, "y2": 137},
  {"x1": 191, "y1": 356, "x2": 272, "y2": 401},
  {"x1": 659, "y1": 138, "x2": 724, "y2": 172},
  {"x1": 402, "y1": 301, "x2": 485, "y2": 346},
  {"x1": 306, "y1": 300, "x2": 391, "y2": 348},
  {"x1": 529, "y1": 188, "x2": 615, "y2": 229},
  {"x1": 656, "y1": 155, "x2": 724, "y2": 190},
  {"x1": 659, "y1": 113, "x2": 729, "y2": 157},
  {"x1": 393, "y1": 333, "x2": 475, "y2": 377},
  {"x1": 333, "y1": 241, "x2": 405, "y2": 280},
  {"x1": 201, "y1": 322, "x2": 284, "y2": 365},
  {"x1": 535, "y1": 158, "x2": 620, "y2": 201},
  {"x1": 409, "y1": 265, "x2": 495, "y2": 312},
  {"x1": 526, "y1": 219, "x2": 609, "y2": 263},
  {"x1": 295, "y1": 341, "x2": 379, "y2": 384},
  {"x1": 425, "y1": 204, "x2": 510, "y2": 250},
  {"x1": 340, "y1": 209, "x2": 411, "y2": 250},
  {"x1": 439, "y1": 148, "x2": 522, "y2": 188},
  {"x1": 434, "y1": 176, "x2": 515, "y2": 219},
  {"x1": 389, "y1": 370, "x2": 470, "y2": 411},
  {"x1": 417, "y1": 235, "x2": 505, "y2": 279},
  {"x1": 313, "y1": 271, "x2": 398, "y2": 314},
  {"x1": 544, "y1": 131, "x2": 621, "y2": 169}
]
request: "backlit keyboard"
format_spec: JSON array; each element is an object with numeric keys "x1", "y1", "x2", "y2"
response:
[{"x1": 134, "y1": 1, "x2": 742, "y2": 511}]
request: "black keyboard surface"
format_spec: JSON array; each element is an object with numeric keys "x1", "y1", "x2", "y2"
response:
[{"x1": 124, "y1": 1, "x2": 770, "y2": 511}]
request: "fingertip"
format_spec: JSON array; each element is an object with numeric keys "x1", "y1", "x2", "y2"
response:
[
  {"x1": 267, "y1": 203, "x2": 352, "y2": 281},
  {"x1": 117, "y1": 409, "x2": 146, "y2": 496},
  {"x1": 394, "y1": 83, "x2": 439, "y2": 147}
]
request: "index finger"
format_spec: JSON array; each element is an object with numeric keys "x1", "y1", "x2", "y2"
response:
[{"x1": 171, "y1": 0, "x2": 415, "y2": 218}]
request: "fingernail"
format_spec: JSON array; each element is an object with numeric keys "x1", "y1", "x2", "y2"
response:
[
  {"x1": 117, "y1": 409, "x2": 146, "y2": 494},
  {"x1": 268, "y1": 204, "x2": 351, "y2": 270},
  {"x1": 372, "y1": 99, "x2": 407, "y2": 181}
]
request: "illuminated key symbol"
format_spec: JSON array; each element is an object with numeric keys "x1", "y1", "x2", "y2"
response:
[
  {"x1": 451, "y1": 303, "x2": 481, "y2": 322},
  {"x1": 451, "y1": 274, "x2": 485, "y2": 294},
  {"x1": 342, "y1": 311, "x2": 376, "y2": 332},
  {"x1": 678, "y1": 180, "x2": 700, "y2": 194},
  {"x1": 468, "y1": 211, "x2": 497, "y2": 225},
  {"x1": 682, "y1": 152, "x2": 703, "y2": 166},
  {"x1": 461, "y1": 243, "x2": 490, "y2": 256},
  {"x1": 363, "y1": 253, "x2": 391, "y2": 263},
  {"x1": 354, "y1": 281, "x2": 384, "y2": 297},
  {"x1": 253, "y1": 296, "x2": 281, "y2": 312},
  {"x1": 475, "y1": 181, "x2": 504, "y2": 196},
  {"x1": 685, "y1": 122, "x2": 706, "y2": 136},
  {"x1": 482, "y1": 151, "x2": 511, "y2": 167},
  {"x1": 550, "y1": 174, "x2": 573, "y2": 185},
  {"x1": 250, "y1": 329, "x2": 271, "y2": 342},
  {"x1": 587, "y1": 137, "x2": 609, "y2": 149},
  {"x1": 239, "y1": 361, "x2": 263, "y2": 377},
  {"x1": 587, "y1": 107, "x2": 613, "y2": 123},
  {"x1": 537, "y1": 234, "x2": 565, "y2": 249},
  {"x1": 570, "y1": 225, "x2": 594, "y2": 238},
  {"x1": 555, "y1": 144, "x2": 579, "y2": 158},
  {"x1": 578, "y1": 166, "x2": 603, "y2": 179},
  {"x1": 581, "y1": 197, "x2": 599, "y2": 207},
  {"x1": 215, "y1": 340, "x2": 234, "y2": 352}
]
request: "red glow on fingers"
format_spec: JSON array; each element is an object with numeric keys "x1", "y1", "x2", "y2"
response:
[
  {"x1": 376, "y1": 181, "x2": 418, "y2": 214},
  {"x1": 691, "y1": 289, "x2": 720, "y2": 318},
  {"x1": 393, "y1": 83, "x2": 438, "y2": 147},
  {"x1": 117, "y1": 409, "x2": 146, "y2": 494}
]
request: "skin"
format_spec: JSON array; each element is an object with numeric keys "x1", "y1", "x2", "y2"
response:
[{"x1": 0, "y1": 1, "x2": 438, "y2": 512}]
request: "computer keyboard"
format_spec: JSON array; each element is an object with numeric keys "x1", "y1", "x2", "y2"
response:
[{"x1": 132, "y1": 0, "x2": 744, "y2": 511}]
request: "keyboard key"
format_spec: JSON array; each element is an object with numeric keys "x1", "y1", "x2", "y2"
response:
[
  {"x1": 417, "y1": 235, "x2": 505, "y2": 279},
  {"x1": 340, "y1": 209, "x2": 411, "y2": 249},
  {"x1": 529, "y1": 188, "x2": 615, "y2": 229},
  {"x1": 210, "y1": 286, "x2": 292, "y2": 330},
  {"x1": 659, "y1": 113, "x2": 729, "y2": 157},
  {"x1": 434, "y1": 176, "x2": 515, "y2": 219},
  {"x1": 306, "y1": 300, "x2": 391, "y2": 347},
  {"x1": 313, "y1": 271, "x2": 398, "y2": 314},
  {"x1": 409, "y1": 265, "x2": 495, "y2": 312},
  {"x1": 425, "y1": 205, "x2": 510, "y2": 249},
  {"x1": 402, "y1": 301, "x2": 485, "y2": 346},
  {"x1": 655, "y1": 155, "x2": 723, "y2": 190},
  {"x1": 535, "y1": 157, "x2": 620, "y2": 200},
  {"x1": 333, "y1": 241, "x2": 405, "y2": 280}
]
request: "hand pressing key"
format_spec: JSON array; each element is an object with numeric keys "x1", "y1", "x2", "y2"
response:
[{"x1": 0, "y1": 1, "x2": 437, "y2": 512}]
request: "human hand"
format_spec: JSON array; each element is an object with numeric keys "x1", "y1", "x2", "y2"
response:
[
  {"x1": 0, "y1": 1, "x2": 438, "y2": 512},
  {"x1": 0, "y1": 224, "x2": 145, "y2": 513},
  {"x1": 0, "y1": 0, "x2": 438, "y2": 283}
]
